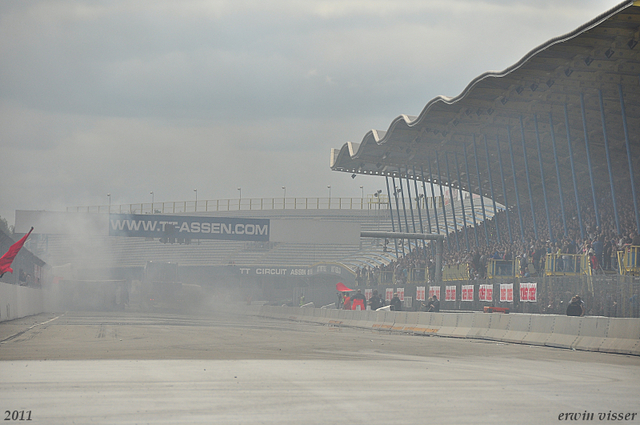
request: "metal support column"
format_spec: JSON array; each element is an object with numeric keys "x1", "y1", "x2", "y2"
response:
[
  {"x1": 361, "y1": 231, "x2": 444, "y2": 282},
  {"x1": 507, "y1": 125, "x2": 526, "y2": 242},
  {"x1": 564, "y1": 104, "x2": 585, "y2": 240},
  {"x1": 599, "y1": 89, "x2": 621, "y2": 236},
  {"x1": 474, "y1": 136, "x2": 490, "y2": 245},
  {"x1": 421, "y1": 166, "x2": 435, "y2": 256},
  {"x1": 454, "y1": 153, "x2": 470, "y2": 251},
  {"x1": 549, "y1": 112, "x2": 568, "y2": 238},
  {"x1": 580, "y1": 93, "x2": 600, "y2": 228},
  {"x1": 427, "y1": 162, "x2": 439, "y2": 236},
  {"x1": 534, "y1": 114, "x2": 553, "y2": 242},
  {"x1": 519, "y1": 116, "x2": 538, "y2": 240},
  {"x1": 385, "y1": 176, "x2": 399, "y2": 257},
  {"x1": 398, "y1": 174, "x2": 412, "y2": 254},
  {"x1": 494, "y1": 135, "x2": 511, "y2": 243},
  {"x1": 419, "y1": 166, "x2": 433, "y2": 234},
  {"x1": 463, "y1": 143, "x2": 479, "y2": 247},
  {"x1": 445, "y1": 153, "x2": 460, "y2": 250},
  {"x1": 435, "y1": 152, "x2": 451, "y2": 249},
  {"x1": 404, "y1": 168, "x2": 418, "y2": 233},
  {"x1": 619, "y1": 84, "x2": 640, "y2": 233},
  {"x1": 412, "y1": 166, "x2": 426, "y2": 251}
]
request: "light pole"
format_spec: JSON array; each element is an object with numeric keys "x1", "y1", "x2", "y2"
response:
[
  {"x1": 237, "y1": 187, "x2": 242, "y2": 200},
  {"x1": 360, "y1": 185, "x2": 364, "y2": 198},
  {"x1": 193, "y1": 189, "x2": 198, "y2": 212},
  {"x1": 107, "y1": 193, "x2": 111, "y2": 213},
  {"x1": 374, "y1": 190, "x2": 382, "y2": 230},
  {"x1": 150, "y1": 191, "x2": 154, "y2": 208},
  {"x1": 281, "y1": 186, "x2": 286, "y2": 209},
  {"x1": 327, "y1": 185, "x2": 331, "y2": 198}
]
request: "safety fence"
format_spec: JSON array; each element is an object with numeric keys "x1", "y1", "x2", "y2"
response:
[
  {"x1": 356, "y1": 248, "x2": 640, "y2": 287},
  {"x1": 618, "y1": 246, "x2": 640, "y2": 276},
  {"x1": 259, "y1": 305, "x2": 640, "y2": 356}
]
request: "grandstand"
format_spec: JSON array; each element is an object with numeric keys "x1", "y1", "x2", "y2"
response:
[
  {"x1": 326, "y1": 1, "x2": 640, "y2": 316},
  {"x1": 330, "y1": 1, "x2": 640, "y2": 265}
]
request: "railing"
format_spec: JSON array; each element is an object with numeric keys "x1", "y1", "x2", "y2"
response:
[
  {"x1": 544, "y1": 253, "x2": 590, "y2": 276},
  {"x1": 352, "y1": 249, "x2": 638, "y2": 287},
  {"x1": 442, "y1": 264, "x2": 470, "y2": 281},
  {"x1": 487, "y1": 259, "x2": 515, "y2": 278},
  {"x1": 618, "y1": 245, "x2": 640, "y2": 276},
  {"x1": 68, "y1": 196, "x2": 391, "y2": 214}
]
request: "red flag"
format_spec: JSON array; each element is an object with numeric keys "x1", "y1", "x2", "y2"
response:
[{"x1": 0, "y1": 227, "x2": 33, "y2": 276}]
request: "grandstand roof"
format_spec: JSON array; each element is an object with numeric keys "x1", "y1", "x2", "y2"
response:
[{"x1": 330, "y1": 1, "x2": 640, "y2": 209}]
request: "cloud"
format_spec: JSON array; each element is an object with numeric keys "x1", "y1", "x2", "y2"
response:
[{"x1": 0, "y1": 0, "x2": 623, "y2": 225}]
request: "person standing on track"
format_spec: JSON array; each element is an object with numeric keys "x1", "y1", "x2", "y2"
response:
[
  {"x1": 369, "y1": 290, "x2": 383, "y2": 310},
  {"x1": 390, "y1": 292, "x2": 402, "y2": 311},
  {"x1": 351, "y1": 289, "x2": 366, "y2": 311},
  {"x1": 342, "y1": 292, "x2": 352, "y2": 310}
]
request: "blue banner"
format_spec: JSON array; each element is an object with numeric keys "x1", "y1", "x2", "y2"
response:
[{"x1": 109, "y1": 214, "x2": 269, "y2": 241}]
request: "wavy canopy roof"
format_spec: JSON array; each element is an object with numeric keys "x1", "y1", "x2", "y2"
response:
[{"x1": 330, "y1": 1, "x2": 640, "y2": 210}]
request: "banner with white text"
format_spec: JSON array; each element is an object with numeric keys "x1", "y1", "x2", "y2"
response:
[
  {"x1": 500, "y1": 283, "x2": 514, "y2": 303},
  {"x1": 520, "y1": 282, "x2": 537, "y2": 302},
  {"x1": 416, "y1": 286, "x2": 426, "y2": 302},
  {"x1": 479, "y1": 284, "x2": 493, "y2": 302},
  {"x1": 461, "y1": 285, "x2": 474, "y2": 302},
  {"x1": 109, "y1": 213, "x2": 270, "y2": 241},
  {"x1": 428, "y1": 286, "x2": 441, "y2": 301},
  {"x1": 445, "y1": 285, "x2": 456, "y2": 302}
]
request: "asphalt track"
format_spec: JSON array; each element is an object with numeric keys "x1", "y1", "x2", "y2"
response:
[{"x1": 1, "y1": 310, "x2": 639, "y2": 424}]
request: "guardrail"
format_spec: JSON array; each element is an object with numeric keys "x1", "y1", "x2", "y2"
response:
[
  {"x1": 68, "y1": 196, "x2": 393, "y2": 214},
  {"x1": 618, "y1": 246, "x2": 640, "y2": 276},
  {"x1": 442, "y1": 264, "x2": 470, "y2": 281},
  {"x1": 487, "y1": 259, "x2": 515, "y2": 278},
  {"x1": 545, "y1": 253, "x2": 590, "y2": 276}
]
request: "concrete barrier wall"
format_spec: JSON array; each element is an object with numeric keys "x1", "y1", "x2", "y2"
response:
[
  {"x1": 599, "y1": 318, "x2": 640, "y2": 355},
  {"x1": 0, "y1": 283, "x2": 45, "y2": 322},
  {"x1": 258, "y1": 306, "x2": 640, "y2": 356}
]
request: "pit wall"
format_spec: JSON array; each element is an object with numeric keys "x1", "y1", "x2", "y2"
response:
[
  {"x1": 0, "y1": 282, "x2": 45, "y2": 322},
  {"x1": 259, "y1": 306, "x2": 640, "y2": 356}
]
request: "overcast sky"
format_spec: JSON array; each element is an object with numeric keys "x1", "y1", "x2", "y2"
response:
[{"x1": 0, "y1": 0, "x2": 624, "y2": 226}]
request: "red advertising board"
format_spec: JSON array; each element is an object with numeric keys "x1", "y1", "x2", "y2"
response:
[{"x1": 416, "y1": 286, "x2": 426, "y2": 301}]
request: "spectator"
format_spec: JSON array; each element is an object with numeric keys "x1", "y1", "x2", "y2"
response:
[
  {"x1": 426, "y1": 295, "x2": 440, "y2": 312},
  {"x1": 369, "y1": 290, "x2": 383, "y2": 310},
  {"x1": 351, "y1": 289, "x2": 366, "y2": 311},
  {"x1": 342, "y1": 293, "x2": 352, "y2": 310},
  {"x1": 390, "y1": 292, "x2": 402, "y2": 311},
  {"x1": 566, "y1": 295, "x2": 585, "y2": 316}
]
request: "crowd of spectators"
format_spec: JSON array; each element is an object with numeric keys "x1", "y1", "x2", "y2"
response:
[{"x1": 357, "y1": 185, "x2": 640, "y2": 285}]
